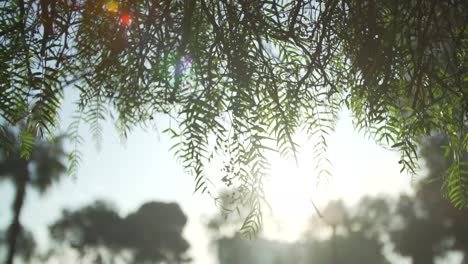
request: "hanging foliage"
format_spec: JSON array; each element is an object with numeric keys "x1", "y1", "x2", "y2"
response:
[{"x1": 1, "y1": 0, "x2": 467, "y2": 235}]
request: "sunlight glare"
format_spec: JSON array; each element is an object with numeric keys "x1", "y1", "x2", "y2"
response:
[
  {"x1": 267, "y1": 154, "x2": 330, "y2": 224},
  {"x1": 266, "y1": 112, "x2": 414, "y2": 241}
]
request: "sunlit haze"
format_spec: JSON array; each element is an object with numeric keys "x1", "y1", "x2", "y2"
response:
[
  {"x1": 266, "y1": 110, "x2": 413, "y2": 241},
  {"x1": 0, "y1": 92, "x2": 419, "y2": 264}
]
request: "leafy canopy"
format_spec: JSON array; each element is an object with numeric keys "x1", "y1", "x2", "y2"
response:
[{"x1": 1, "y1": 0, "x2": 467, "y2": 234}]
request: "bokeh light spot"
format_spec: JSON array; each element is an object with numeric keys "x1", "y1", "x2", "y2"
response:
[
  {"x1": 120, "y1": 13, "x2": 132, "y2": 26},
  {"x1": 106, "y1": 1, "x2": 119, "y2": 13}
]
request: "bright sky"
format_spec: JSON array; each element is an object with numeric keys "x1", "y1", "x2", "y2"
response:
[{"x1": 0, "y1": 91, "x2": 418, "y2": 264}]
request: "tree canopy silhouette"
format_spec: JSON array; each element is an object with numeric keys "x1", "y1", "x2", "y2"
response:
[
  {"x1": 1, "y1": 0, "x2": 467, "y2": 234},
  {"x1": 50, "y1": 200, "x2": 191, "y2": 264}
]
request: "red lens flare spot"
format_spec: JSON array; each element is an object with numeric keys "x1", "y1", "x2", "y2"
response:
[
  {"x1": 105, "y1": 1, "x2": 119, "y2": 13},
  {"x1": 120, "y1": 13, "x2": 132, "y2": 26}
]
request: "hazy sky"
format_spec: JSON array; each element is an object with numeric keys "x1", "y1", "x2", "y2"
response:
[{"x1": 0, "y1": 91, "x2": 420, "y2": 264}]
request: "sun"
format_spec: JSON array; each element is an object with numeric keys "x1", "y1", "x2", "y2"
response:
[
  {"x1": 265, "y1": 155, "x2": 333, "y2": 241},
  {"x1": 265, "y1": 154, "x2": 332, "y2": 236}
]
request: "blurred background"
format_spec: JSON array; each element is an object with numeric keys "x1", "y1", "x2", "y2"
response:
[{"x1": 1, "y1": 93, "x2": 467, "y2": 264}]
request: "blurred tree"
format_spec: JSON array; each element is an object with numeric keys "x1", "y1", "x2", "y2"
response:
[
  {"x1": 0, "y1": 126, "x2": 66, "y2": 264},
  {"x1": 304, "y1": 198, "x2": 391, "y2": 264},
  {"x1": 390, "y1": 195, "x2": 446, "y2": 264},
  {"x1": 49, "y1": 200, "x2": 126, "y2": 261},
  {"x1": 397, "y1": 134, "x2": 468, "y2": 264},
  {"x1": 124, "y1": 202, "x2": 191, "y2": 264},
  {"x1": 0, "y1": 227, "x2": 36, "y2": 262},
  {"x1": 216, "y1": 234, "x2": 304, "y2": 264},
  {"x1": 305, "y1": 232, "x2": 390, "y2": 264},
  {"x1": 1, "y1": 0, "x2": 467, "y2": 234},
  {"x1": 390, "y1": 134, "x2": 468, "y2": 264},
  {"x1": 50, "y1": 200, "x2": 191, "y2": 264}
]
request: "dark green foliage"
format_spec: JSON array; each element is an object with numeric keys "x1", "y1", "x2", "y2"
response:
[
  {"x1": 0, "y1": 0, "x2": 73, "y2": 135},
  {"x1": 1, "y1": 0, "x2": 467, "y2": 234}
]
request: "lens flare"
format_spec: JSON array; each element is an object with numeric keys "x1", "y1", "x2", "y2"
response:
[
  {"x1": 120, "y1": 13, "x2": 132, "y2": 26},
  {"x1": 105, "y1": 1, "x2": 119, "y2": 13}
]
